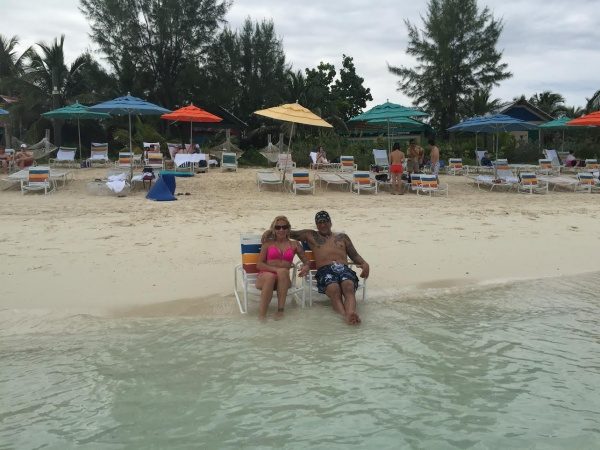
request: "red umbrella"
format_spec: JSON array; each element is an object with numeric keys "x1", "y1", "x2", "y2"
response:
[
  {"x1": 161, "y1": 104, "x2": 222, "y2": 147},
  {"x1": 567, "y1": 111, "x2": 600, "y2": 127}
]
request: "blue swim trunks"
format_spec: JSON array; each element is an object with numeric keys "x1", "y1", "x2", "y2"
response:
[{"x1": 315, "y1": 262, "x2": 359, "y2": 294}]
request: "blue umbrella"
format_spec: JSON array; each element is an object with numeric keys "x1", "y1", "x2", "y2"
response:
[
  {"x1": 0, "y1": 108, "x2": 9, "y2": 115},
  {"x1": 448, "y1": 114, "x2": 538, "y2": 158}
]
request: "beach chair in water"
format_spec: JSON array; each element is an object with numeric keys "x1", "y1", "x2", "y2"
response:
[
  {"x1": 300, "y1": 241, "x2": 366, "y2": 307},
  {"x1": 517, "y1": 172, "x2": 548, "y2": 194},
  {"x1": 234, "y1": 234, "x2": 304, "y2": 314},
  {"x1": 20, "y1": 166, "x2": 54, "y2": 195}
]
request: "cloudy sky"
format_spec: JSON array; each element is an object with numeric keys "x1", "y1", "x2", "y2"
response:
[{"x1": 4, "y1": 0, "x2": 599, "y2": 109}]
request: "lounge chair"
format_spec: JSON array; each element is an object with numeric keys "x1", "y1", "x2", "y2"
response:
[
  {"x1": 256, "y1": 170, "x2": 283, "y2": 191},
  {"x1": 416, "y1": 174, "x2": 448, "y2": 196},
  {"x1": 408, "y1": 173, "x2": 423, "y2": 192},
  {"x1": 352, "y1": 171, "x2": 378, "y2": 194},
  {"x1": 495, "y1": 160, "x2": 519, "y2": 185},
  {"x1": 300, "y1": 241, "x2": 366, "y2": 307},
  {"x1": 276, "y1": 153, "x2": 296, "y2": 172},
  {"x1": 582, "y1": 159, "x2": 599, "y2": 173},
  {"x1": 315, "y1": 172, "x2": 350, "y2": 191},
  {"x1": 575, "y1": 172, "x2": 600, "y2": 193},
  {"x1": 221, "y1": 152, "x2": 238, "y2": 171},
  {"x1": 49, "y1": 147, "x2": 77, "y2": 167},
  {"x1": 340, "y1": 155, "x2": 357, "y2": 173},
  {"x1": 309, "y1": 151, "x2": 334, "y2": 171},
  {"x1": 538, "y1": 159, "x2": 555, "y2": 176},
  {"x1": 291, "y1": 170, "x2": 315, "y2": 195},
  {"x1": 115, "y1": 151, "x2": 134, "y2": 169},
  {"x1": 517, "y1": 172, "x2": 548, "y2": 194},
  {"x1": 87, "y1": 143, "x2": 110, "y2": 166},
  {"x1": 543, "y1": 149, "x2": 564, "y2": 174},
  {"x1": 372, "y1": 149, "x2": 390, "y2": 172},
  {"x1": 447, "y1": 158, "x2": 464, "y2": 176},
  {"x1": 144, "y1": 151, "x2": 165, "y2": 170},
  {"x1": 20, "y1": 166, "x2": 54, "y2": 195},
  {"x1": 537, "y1": 175, "x2": 578, "y2": 191},
  {"x1": 233, "y1": 234, "x2": 303, "y2": 314}
]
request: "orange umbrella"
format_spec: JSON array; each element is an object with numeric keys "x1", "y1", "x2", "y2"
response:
[
  {"x1": 161, "y1": 104, "x2": 222, "y2": 147},
  {"x1": 567, "y1": 111, "x2": 600, "y2": 127}
]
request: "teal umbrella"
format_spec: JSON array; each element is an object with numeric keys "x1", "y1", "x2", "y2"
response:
[
  {"x1": 539, "y1": 117, "x2": 585, "y2": 151},
  {"x1": 349, "y1": 102, "x2": 430, "y2": 157},
  {"x1": 42, "y1": 102, "x2": 111, "y2": 160}
]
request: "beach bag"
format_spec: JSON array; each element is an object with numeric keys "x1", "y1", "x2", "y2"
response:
[{"x1": 375, "y1": 173, "x2": 389, "y2": 182}]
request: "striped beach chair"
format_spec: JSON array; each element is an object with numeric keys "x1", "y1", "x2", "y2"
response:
[
  {"x1": 21, "y1": 166, "x2": 54, "y2": 195},
  {"x1": 144, "y1": 151, "x2": 164, "y2": 170},
  {"x1": 518, "y1": 172, "x2": 548, "y2": 194},
  {"x1": 340, "y1": 155, "x2": 357, "y2": 173},
  {"x1": 447, "y1": 158, "x2": 463, "y2": 175},
  {"x1": 351, "y1": 171, "x2": 378, "y2": 194},
  {"x1": 88, "y1": 142, "x2": 110, "y2": 166},
  {"x1": 116, "y1": 152, "x2": 133, "y2": 169},
  {"x1": 291, "y1": 170, "x2": 315, "y2": 194},
  {"x1": 575, "y1": 172, "x2": 600, "y2": 193},
  {"x1": 300, "y1": 241, "x2": 367, "y2": 307},
  {"x1": 538, "y1": 158, "x2": 554, "y2": 175},
  {"x1": 583, "y1": 159, "x2": 599, "y2": 172},
  {"x1": 233, "y1": 234, "x2": 303, "y2": 314},
  {"x1": 416, "y1": 174, "x2": 448, "y2": 196}
]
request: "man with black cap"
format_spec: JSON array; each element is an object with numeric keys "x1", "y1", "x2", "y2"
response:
[{"x1": 289, "y1": 211, "x2": 369, "y2": 325}]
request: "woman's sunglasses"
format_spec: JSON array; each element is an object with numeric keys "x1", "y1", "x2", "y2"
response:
[{"x1": 274, "y1": 225, "x2": 290, "y2": 230}]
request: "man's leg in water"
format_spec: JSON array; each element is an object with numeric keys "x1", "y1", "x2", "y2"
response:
[
  {"x1": 325, "y1": 283, "x2": 346, "y2": 317},
  {"x1": 341, "y1": 280, "x2": 361, "y2": 324}
]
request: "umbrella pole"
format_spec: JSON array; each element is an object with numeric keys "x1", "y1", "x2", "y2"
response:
[
  {"x1": 77, "y1": 118, "x2": 82, "y2": 162},
  {"x1": 282, "y1": 122, "x2": 294, "y2": 186},
  {"x1": 562, "y1": 129, "x2": 565, "y2": 152},
  {"x1": 387, "y1": 119, "x2": 391, "y2": 163},
  {"x1": 129, "y1": 112, "x2": 133, "y2": 180},
  {"x1": 190, "y1": 122, "x2": 193, "y2": 148}
]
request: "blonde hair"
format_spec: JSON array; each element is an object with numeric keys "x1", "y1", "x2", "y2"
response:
[{"x1": 266, "y1": 215, "x2": 291, "y2": 240}]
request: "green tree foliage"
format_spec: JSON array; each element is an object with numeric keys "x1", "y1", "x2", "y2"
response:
[
  {"x1": 585, "y1": 90, "x2": 600, "y2": 113},
  {"x1": 388, "y1": 0, "x2": 511, "y2": 132},
  {"x1": 528, "y1": 91, "x2": 566, "y2": 117},
  {"x1": 201, "y1": 18, "x2": 289, "y2": 121},
  {"x1": 79, "y1": 0, "x2": 229, "y2": 107},
  {"x1": 331, "y1": 55, "x2": 372, "y2": 122},
  {"x1": 462, "y1": 87, "x2": 501, "y2": 117}
]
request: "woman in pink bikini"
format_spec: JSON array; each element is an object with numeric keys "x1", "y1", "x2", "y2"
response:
[{"x1": 256, "y1": 215, "x2": 310, "y2": 320}]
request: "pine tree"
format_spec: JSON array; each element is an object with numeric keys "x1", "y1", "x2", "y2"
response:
[{"x1": 389, "y1": 0, "x2": 511, "y2": 133}]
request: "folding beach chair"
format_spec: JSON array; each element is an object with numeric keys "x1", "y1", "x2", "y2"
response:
[
  {"x1": 409, "y1": 173, "x2": 423, "y2": 192},
  {"x1": 49, "y1": 147, "x2": 77, "y2": 167},
  {"x1": 447, "y1": 158, "x2": 464, "y2": 176},
  {"x1": 494, "y1": 160, "x2": 519, "y2": 186},
  {"x1": 221, "y1": 152, "x2": 238, "y2": 171},
  {"x1": 582, "y1": 159, "x2": 599, "y2": 172},
  {"x1": 233, "y1": 234, "x2": 303, "y2": 314},
  {"x1": 575, "y1": 172, "x2": 600, "y2": 193},
  {"x1": 537, "y1": 175, "x2": 578, "y2": 191},
  {"x1": 352, "y1": 171, "x2": 378, "y2": 194},
  {"x1": 543, "y1": 149, "x2": 564, "y2": 174},
  {"x1": 517, "y1": 172, "x2": 548, "y2": 194},
  {"x1": 291, "y1": 170, "x2": 315, "y2": 195},
  {"x1": 144, "y1": 151, "x2": 165, "y2": 170},
  {"x1": 416, "y1": 174, "x2": 448, "y2": 196},
  {"x1": 276, "y1": 153, "x2": 296, "y2": 172},
  {"x1": 340, "y1": 155, "x2": 357, "y2": 173},
  {"x1": 88, "y1": 142, "x2": 110, "y2": 166},
  {"x1": 300, "y1": 241, "x2": 367, "y2": 307},
  {"x1": 115, "y1": 152, "x2": 134, "y2": 169},
  {"x1": 256, "y1": 170, "x2": 283, "y2": 191},
  {"x1": 538, "y1": 159, "x2": 555, "y2": 176},
  {"x1": 20, "y1": 166, "x2": 54, "y2": 195}
]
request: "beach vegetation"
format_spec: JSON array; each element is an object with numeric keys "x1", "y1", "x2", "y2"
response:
[{"x1": 388, "y1": 0, "x2": 512, "y2": 134}]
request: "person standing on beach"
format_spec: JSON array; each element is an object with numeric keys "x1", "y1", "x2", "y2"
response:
[
  {"x1": 389, "y1": 142, "x2": 405, "y2": 195},
  {"x1": 406, "y1": 139, "x2": 423, "y2": 176},
  {"x1": 429, "y1": 139, "x2": 440, "y2": 177},
  {"x1": 289, "y1": 211, "x2": 369, "y2": 325}
]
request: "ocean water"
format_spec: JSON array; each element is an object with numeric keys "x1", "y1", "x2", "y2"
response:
[{"x1": 1, "y1": 273, "x2": 600, "y2": 449}]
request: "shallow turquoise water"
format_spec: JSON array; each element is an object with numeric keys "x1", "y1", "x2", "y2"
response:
[{"x1": 1, "y1": 273, "x2": 600, "y2": 449}]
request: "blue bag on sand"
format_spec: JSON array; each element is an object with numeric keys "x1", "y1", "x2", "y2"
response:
[{"x1": 146, "y1": 175, "x2": 176, "y2": 201}]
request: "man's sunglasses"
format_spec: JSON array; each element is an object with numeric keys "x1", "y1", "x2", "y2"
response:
[{"x1": 274, "y1": 225, "x2": 290, "y2": 230}]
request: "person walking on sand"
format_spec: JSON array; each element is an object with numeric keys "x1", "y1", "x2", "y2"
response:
[
  {"x1": 257, "y1": 216, "x2": 310, "y2": 320},
  {"x1": 289, "y1": 211, "x2": 369, "y2": 325},
  {"x1": 429, "y1": 139, "x2": 440, "y2": 177},
  {"x1": 389, "y1": 142, "x2": 405, "y2": 195}
]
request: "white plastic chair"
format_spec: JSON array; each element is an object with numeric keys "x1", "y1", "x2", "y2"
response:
[{"x1": 49, "y1": 147, "x2": 77, "y2": 167}]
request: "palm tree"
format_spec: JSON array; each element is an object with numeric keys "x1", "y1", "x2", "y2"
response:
[
  {"x1": 584, "y1": 90, "x2": 600, "y2": 113},
  {"x1": 463, "y1": 87, "x2": 502, "y2": 117},
  {"x1": 562, "y1": 105, "x2": 585, "y2": 118},
  {"x1": 529, "y1": 91, "x2": 566, "y2": 117},
  {"x1": 0, "y1": 34, "x2": 28, "y2": 79}
]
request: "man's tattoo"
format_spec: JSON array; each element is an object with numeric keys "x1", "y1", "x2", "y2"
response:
[{"x1": 313, "y1": 230, "x2": 326, "y2": 246}]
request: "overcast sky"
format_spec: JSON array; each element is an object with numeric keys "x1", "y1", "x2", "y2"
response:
[{"x1": 3, "y1": 0, "x2": 599, "y2": 109}]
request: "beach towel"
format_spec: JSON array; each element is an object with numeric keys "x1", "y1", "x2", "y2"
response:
[{"x1": 106, "y1": 173, "x2": 127, "y2": 193}]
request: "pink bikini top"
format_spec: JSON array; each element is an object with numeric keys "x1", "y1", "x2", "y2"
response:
[{"x1": 266, "y1": 244, "x2": 295, "y2": 263}]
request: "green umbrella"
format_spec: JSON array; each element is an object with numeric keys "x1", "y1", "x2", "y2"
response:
[
  {"x1": 42, "y1": 102, "x2": 111, "y2": 160},
  {"x1": 539, "y1": 117, "x2": 585, "y2": 151}
]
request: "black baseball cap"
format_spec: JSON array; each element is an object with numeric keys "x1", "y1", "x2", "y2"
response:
[{"x1": 315, "y1": 211, "x2": 331, "y2": 223}]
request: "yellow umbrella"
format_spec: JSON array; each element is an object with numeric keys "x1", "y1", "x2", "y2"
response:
[
  {"x1": 254, "y1": 102, "x2": 332, "y2": 181},
  {"x1": 254, "y1": 102, "x2": 333, "y2": 128}
]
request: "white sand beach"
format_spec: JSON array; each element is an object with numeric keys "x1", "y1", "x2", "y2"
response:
[{"x1": 1, "y1": 168, "x2": 599, "y2": 317}]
